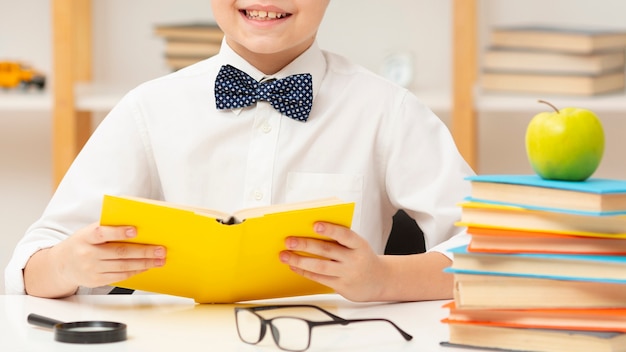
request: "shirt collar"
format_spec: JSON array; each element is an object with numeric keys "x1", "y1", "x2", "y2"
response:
[{"x1": 215, "y1": 38, "x2": 326, "y2": 101}]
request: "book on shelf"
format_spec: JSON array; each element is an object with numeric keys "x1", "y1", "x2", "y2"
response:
[
  {"x1": 483, "y1": 47, "x2": 626, "y2": 75},
  {"x1": 447, "y1": 245, "x2": 626, "y2": 283},
  {"x1": 164, "y1": 40, "x2": 222, "y2": 58},
  {"x1": 480, "y1": 70, "x2": 625, "y2": 96},
  {"x1": 442, "y1": 301, "x2": 626, "y2": 333},
  {"x1": 165, "y1": 56, "x2": 208, "y2": 71},
  {"x1": 99, "y1": 194, "x2": 355, "y2": 303},
  {"x1": 490, "y1": 25, "x2": 626, "y2": 54},
  {"x1": 459, "y1": 201, "x2": 626, "y2": 236},
  {"x1": 442, "y1": 323, "x2": 626, "y2": 352},
  {"x1": 450, "y1": 273, "x2": 626, "y2": 309},
  {"x1": 465, "y1": 174, "x2": 626, "y2": 215},
  {"x1": 154, "y1": 22, "x2": 224, "y2": 42},
  {"x1": 467, "y1": 226, "x2": 626, "y2": 255}
]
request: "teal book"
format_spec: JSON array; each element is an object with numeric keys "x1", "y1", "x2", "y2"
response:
[
  {"x1": 465, "y1": 174, "x2": 626, "y2": 215},
  {"x1": 446, "y1": 245, "x2": 626, "y2": 284}
]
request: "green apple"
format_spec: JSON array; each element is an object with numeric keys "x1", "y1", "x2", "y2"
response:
[{"x1": 525, "y1": 100, "x2": 604, "y2": 181}]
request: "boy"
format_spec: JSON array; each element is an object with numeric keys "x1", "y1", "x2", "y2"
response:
[{"x1": 6, "y1": 0, "x2": 474, "y2": 302}]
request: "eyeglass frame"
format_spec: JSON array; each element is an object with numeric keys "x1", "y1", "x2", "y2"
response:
[{"x1": 234, "y1": 304, "x2": 413, "y2": 352}]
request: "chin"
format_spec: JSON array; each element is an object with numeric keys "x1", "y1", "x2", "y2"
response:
[
  {"x1": 244, "y1": 40, "x2": 290, "y2": 53},
  {"x1": 236, "y1": 39, "x2": 295, "y2": 55}
]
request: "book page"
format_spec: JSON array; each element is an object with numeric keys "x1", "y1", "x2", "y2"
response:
[
  {"x1": 231, "y1": 197, "x2": 345, "y2": 221},
  {"x1": 118, "y1": 195, "x2": 230, "y2": 220},
  {"x1": 115, "y1": 195, "x2": 346, "y2": 224}
]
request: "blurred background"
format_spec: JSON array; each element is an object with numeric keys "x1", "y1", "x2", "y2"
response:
[{"x1": 1, "y1": 0, "x2": 626, "y2": 292}]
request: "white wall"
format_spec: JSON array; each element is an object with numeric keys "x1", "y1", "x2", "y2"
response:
[
  {"x1": 0, "y1": 0, "x2": 54, "y2": 294},
  {"x1": 1, "y1": 0, "x2": 626, "y2": 293}
]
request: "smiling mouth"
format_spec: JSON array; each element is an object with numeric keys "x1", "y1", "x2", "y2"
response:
[{"x1": 241, "y1": 9, "x2": 291, "y2": 20}]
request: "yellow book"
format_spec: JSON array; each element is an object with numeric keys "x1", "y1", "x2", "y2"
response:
[
  {"x1": 99, "y1": 195, "x2": 355, "y2": 303},
  {"x1": 458, "y1": 201, "x2": 626, "y2": 237}
]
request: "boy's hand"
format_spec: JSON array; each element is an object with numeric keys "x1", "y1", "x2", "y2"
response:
[
  {"x1": 280, "y1": 222, "x2": 386, "y2": 302},
  {"x1": 54, "y1": 222, "x2": 167, "y2": 288},
  {"x1": 25, "y1": 222, "x2": 166, "y2": 297}
]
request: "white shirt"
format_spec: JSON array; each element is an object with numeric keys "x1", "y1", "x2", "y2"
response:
[{"x1": 5, "y1": 41, "x2": 474, "y2": 295}]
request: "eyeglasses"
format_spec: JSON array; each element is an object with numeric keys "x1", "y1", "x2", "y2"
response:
[{"x1": 234, "y1": 304, "x2": 413, "y2": 351}]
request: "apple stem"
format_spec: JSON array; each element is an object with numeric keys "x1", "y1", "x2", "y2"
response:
[{"x1": 538, "y1": 99, "x2": 559, "y2": 113}]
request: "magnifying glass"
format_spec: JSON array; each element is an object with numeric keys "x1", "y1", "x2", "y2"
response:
[{"x1": 27, "y1": 313, "x2": 127, "y2": 344}]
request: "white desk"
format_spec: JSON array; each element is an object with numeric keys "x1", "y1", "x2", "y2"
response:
[{"x1": 1, "y1": 293, "x2": 472, "y2": 351}]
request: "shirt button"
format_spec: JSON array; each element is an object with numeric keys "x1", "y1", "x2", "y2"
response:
[
  {"x1": 254, "y1": 191, "x2": 264, "y2": 200},
  {"x1": 261, "y1": 123, "x2": 272, "y2": 133}
]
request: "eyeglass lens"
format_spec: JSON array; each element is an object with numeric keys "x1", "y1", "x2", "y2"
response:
[
  {"x1": 235, "y1": 309, "x2": 264, "y2": 344},
  {"x1": 271, "y1": 317, "x2": 310, "y2": 351},
  {"x1": 236, "y1": 310, "x2": 311, "y2": 352}
]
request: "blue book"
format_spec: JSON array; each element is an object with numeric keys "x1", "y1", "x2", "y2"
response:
[
  {"x1": 466, "y1": 174, "x2": 626, "y2": 215},
  {"x1": 446, "y1": 245, "x2": 626, "y2": 284}
]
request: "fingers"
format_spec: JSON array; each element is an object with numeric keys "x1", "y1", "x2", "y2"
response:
[
  {"x1": 280, "y1": 223, "x2": 358, "y2": 277},
  {"x1": 281, "y1": 222, "x2": 385, "y2": 301},
  {"x1": 96, "y1": 242, "x2": 166, "y2": 260},
  {"x1": 89, "y1": 236, "x2": 167, "y2": 278},
  {"x1": 284, "y1": 222, "x2": 363, "y2": 261},
  {"x1": 313, "y1": 222, "x2": 364, "y2": 250},
  {"x1": 95, "y1": 242, "x2": 166, "y2": 269},
  {"x1": 97, "y1": 257, "x2": 165, "y2": 274},
  {"x1": 82, "y1": 223, "x2": 138, "y2": 245},
  {"x1": 57, "y1": 222, "x2": 168, "y2": 289},
  {"x1": 284, "y1": 236, "x2": 346, "y2": 263},
  {"x1": 280, "y1": 249, "x2": 341, "y2": 278},
  {"x1": 69, "y1": 251, "x2": 165, "y2": 289}
]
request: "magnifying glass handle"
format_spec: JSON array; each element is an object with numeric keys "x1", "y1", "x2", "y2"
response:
[{"x1": 27, "y1": 313, "x2": 64, "y2": 329}]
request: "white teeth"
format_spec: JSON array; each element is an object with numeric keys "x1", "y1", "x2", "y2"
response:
[{"x1": 245, "y1": 10, "x2": 287, "y2": 20}]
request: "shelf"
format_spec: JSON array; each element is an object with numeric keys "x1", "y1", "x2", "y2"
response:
[
  {"x1": 7, "y1": 86, "x2": 623, "y2": 116},
  {"x1": 75, "y1": 83, "x2": 127, "y2": 112},
  {"x1": 0, "y1": 91, "x2": 52, "y2": 112},
  {"x1": 476, "y1": 91, "x2": 626, "y2": 112},
  {"x1": 413, "y1": 89, "x2": 451, "y2": 113}
]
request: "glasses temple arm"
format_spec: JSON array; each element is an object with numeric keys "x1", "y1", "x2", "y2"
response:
[{"x1": 343, "y1": 318, "x2": 413, "y2": 341}]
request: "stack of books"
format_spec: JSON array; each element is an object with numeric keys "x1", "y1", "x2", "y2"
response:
[
  {"x1": 154, "y1": 22, "x2": 224, "y2": 71},
  {"x1": 481, "y1": 26, "x2": 626, "y2": 96},
  {"x1": 441, "y1": 174, "x2": 626, "y2": 352}
]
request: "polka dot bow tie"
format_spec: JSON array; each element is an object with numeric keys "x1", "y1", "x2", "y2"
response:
[{"x1": 215, "y1": 64, "x2": 313, "y2": 122}]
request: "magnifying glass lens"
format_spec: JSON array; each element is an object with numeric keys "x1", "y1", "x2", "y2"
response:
[
  {"x1": 65, "y1": 326, "x2": 118, "y2": 332},
  {"x1": 56, "y1": 322, "x2": 127, "y2": 343}
]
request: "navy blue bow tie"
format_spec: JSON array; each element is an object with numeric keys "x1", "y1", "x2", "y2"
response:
[{"x1": 215, "y1": 64, "x2": 313, "y2": 122}]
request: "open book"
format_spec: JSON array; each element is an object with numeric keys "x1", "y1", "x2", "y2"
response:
[{"x1": 99, "y1": 195, "x2": 355, "y2": 303}]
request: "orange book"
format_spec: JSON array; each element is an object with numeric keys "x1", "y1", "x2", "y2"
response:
[
  {"x1": 442, "y1": 301, "x2": 626, "y2": 332},
  {"x1": 458, "y1": 201, "x2": 626, "y2": 236},
  {"x1": 467, "y1": 226, "x2": 626, "y2": 255}
]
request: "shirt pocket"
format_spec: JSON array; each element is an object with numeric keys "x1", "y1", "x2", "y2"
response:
[{"x1": 286, "y1": 172, "x2": 363, "y2": 232}]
